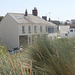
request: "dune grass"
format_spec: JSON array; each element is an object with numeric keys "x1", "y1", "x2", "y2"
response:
[
  {"x1": 0, "y1": 45, "x2": 32, "y2": 75},
  {"x1": 26, "y1": 36, "x2": 75, "y2": 75},
  {"x1": 0, "y1": 36, "x2": 75, "y2": 75}
]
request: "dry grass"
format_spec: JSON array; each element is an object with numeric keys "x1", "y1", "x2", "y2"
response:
[
  {"x1": 0, "y1": 46, "x2": 32, "y2": 75},
  {"x1": 0, "y1": 36, "x2": 75, "y2": 75},
  {"x1": 26, "y1": 36, "x2": 75, "y2": 75}
]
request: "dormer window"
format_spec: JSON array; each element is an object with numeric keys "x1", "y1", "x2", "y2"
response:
[{"x1": 16, "y1": 16, "x2": 22, "y2": 19}]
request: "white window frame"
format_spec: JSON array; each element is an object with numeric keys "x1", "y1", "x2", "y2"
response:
[
  {"x1": 46, "y1": 26, "x2": 48, "y2": 32},
  {"x1": 22, "y1": 26, "x2": 25, "y2": 33},
  {"x1": 40, "y1": 26, "x2": 42, "y2": 32},
  {"x1": 28, "y1": 26, "x2": 31, "y2": 33},
  {"x1": 34, "y1": 26, "x2": 37, "y2": 33}
]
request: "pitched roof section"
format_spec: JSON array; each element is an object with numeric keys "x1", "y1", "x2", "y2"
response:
[{"x1": 8, "y1": 13, "x2": 56, "y2": 26}]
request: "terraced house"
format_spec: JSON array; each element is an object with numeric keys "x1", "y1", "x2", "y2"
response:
[{"x1": 0, "y1": 8, "x2": 57, "y2": 49}]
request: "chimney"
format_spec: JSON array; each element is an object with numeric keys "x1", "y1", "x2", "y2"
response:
[
  {"x1": 32, "y1": 7, "x2": 38, "y2": 16},
  {"x1": 48, "y1": 18, "x2": 51, "y2": 22},
  {"x1": 25, "y1": 9, "x2": 28, "y2": 16},
  {"x1": 42, "y1": 16, "x2": 47, "y2": 21}
]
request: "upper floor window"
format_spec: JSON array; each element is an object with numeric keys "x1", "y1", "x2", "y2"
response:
[
  {"x1": 28, "y1": 26, "x2": 31, "y2": 33},
  {"x1": 34, "y1": 26, "x2": 37, "y2": 33},
  {"x1": 46, "y1": 26, "x2": 48, "y2": 32},
  {"x1": 48, "y1": 26, "x2": 54, "y2": 33},
  {"x1": 40, "y1": 26, "x2": 42, "y2": 32},
  {"x1": 22, "y1": 26, "x2": 25, "y2": 33}
]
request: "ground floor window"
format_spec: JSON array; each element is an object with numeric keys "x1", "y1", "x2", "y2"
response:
[{"x1": 29, "y1": 37, "x2": 31, "y2": 44}]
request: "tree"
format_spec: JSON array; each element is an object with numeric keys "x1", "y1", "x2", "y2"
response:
[{"x1": 0, "y1": 16, "x2": 4, "y2": 21}]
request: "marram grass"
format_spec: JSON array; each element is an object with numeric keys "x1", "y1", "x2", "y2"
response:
[
  {"x1": 0, "y1": 45, "x2": 32, "y2": 75},
  {"x1": 0, "y1": 36, "x2": 75, "y2": 75},
  {"x1": 26, "y1": 36, "x2": 75, "y2": 75}
]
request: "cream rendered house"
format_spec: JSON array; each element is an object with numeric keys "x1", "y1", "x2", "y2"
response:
[{"x1": 0, "y1": 8, "x2": 57, "y2": 49}]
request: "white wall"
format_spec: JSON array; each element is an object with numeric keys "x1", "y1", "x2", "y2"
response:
[
  {"x1": 59, "y1": 25, "x2": 70, "y2": 33},
  {"x1": 68, "y1": 28, "x2": 75, "y2": 37},
  {"x1": 0, "y1": 14, "x2": 19, "y2": 49},
  {"x1": 59, "y1": 25, "x2": 70, "y2": 38},
  {"x1": 48, "y1": 33, "x2": 57, "y2": 39},
  {"x1": 18, "y1": 24, "x2": 49, "y2": 36}
]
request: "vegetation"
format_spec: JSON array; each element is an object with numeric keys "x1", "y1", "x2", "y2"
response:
[
  {"x1": 26, "y1": 36, "x2": 75, "y2": 75},
  {"x1": 0, "y1": 36, "x2": 75, "y2": 75},
  {"x1": 0, "y1": 16, "x2": 4, "y2": 21},
  {"x1": 0, "y1": 45, "x2": 32, "y2": 75}
]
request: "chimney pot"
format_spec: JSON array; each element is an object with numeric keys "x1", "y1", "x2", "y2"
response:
[
  {"x1": 25, "y1": 9, "x2": 28, "y2": 16},
  {"x1": 32, "y1": 7, "x2": 38, "y2": 16},
  {"x1": 48, "y1": 18, "x2": 51, "y2": 22}
]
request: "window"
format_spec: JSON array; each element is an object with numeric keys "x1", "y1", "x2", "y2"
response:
[
  {"x1": 29, "y1": 37, "x2": 31, "y2": 44},
  {"x1": 28, "y1": 26, "x2": 31, "y2": 33},
  {"x1": 70, "y1": 30, "x2": 73, "y2": 32},
  {"x1": 46, "y1": 26, "x2": 48, "y2": 32},
  {"x1": 16, "y1": 16, "x2": 22, "y2": 19},
  {"x1": 22, "y1": 26, "x2": 25, "y2": 33},
  {"x1": 65, "y1": 33, "x2": 68, "y2": 36},
  {"x1": 48, "y1": 26, "x2": 54, "y2": 33},
  {"x1": 40, "y1": 26, "x2": 42, "y2": 32},
  {"x1": 34, "y1": 26, "x2": 37, "y2": 33}
]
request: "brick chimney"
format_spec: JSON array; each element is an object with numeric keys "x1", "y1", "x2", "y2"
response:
[
  {"x1": 32, "y1": 7, "x2": 38, "y2": 16},
  {"x1": 25, "y1": 9, "x2": 28, "y2": 16}
]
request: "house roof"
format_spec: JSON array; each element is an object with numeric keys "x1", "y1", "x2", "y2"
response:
[{"x1": 8, "y1": 13, "x2": 57, "y2": 26}]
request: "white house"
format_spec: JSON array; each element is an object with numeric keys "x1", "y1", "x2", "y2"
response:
[
  {"x1": 58, "y1": 25, "x2": 70, "y2": 38},
  {"x1": 58, "y1": 25, "x2": 75, "y2": 38},
  {"x1": 68, "y1": 28, "x2": 75, "y2": 37},
  {"x1": 0, "y1": 8, "x2": 57, "y2": 49}
]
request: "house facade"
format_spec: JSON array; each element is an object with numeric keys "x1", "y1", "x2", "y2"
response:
[
  {"x1": 58, "y1": 25, "x2": 75, "y2": 38},
  {"x1": 0, "y1": 8, "x2": 57, "y2": 49},
  {"x1": 68, "y1": 28, "x2": 75, "y2": 37},
  {"x1": 59, "y1": 25, "x2": 70, "y2": 38}
]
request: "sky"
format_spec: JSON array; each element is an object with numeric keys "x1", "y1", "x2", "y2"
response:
[{"x1": 0, "y1": 0, "x2": 75, "y2": 21}]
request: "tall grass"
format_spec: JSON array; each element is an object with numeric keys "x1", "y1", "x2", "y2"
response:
[
  {"x1": 0, "y1": 36, "x2": 75, "y2": 75},
  {"x1": 26, "y1": 36, "x2": 75, "y2": 75},
  {"x1": 0, "y1": 45, "x2": 32, "y2": 75}
]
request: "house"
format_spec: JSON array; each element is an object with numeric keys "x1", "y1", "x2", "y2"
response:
[
  {"x1": 68, "y1": 27, "x2": 75, "y2": 37},
  {"x1": 58, "y1": 25, "x2": 70, "y2": 38},
  {"x1": 58, "y1": 25, "x2": 75, "y2": 38},
  {"x1": 0, "y1": 8, "x2": 57, "y2": 49},
  {"x1": 71, "y1": 19, "x2": 75, "y2": 25}
]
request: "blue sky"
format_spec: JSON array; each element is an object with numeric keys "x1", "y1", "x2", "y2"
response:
[{"x1": 0, "y1": 0, "x2": 75, "y2": 21}]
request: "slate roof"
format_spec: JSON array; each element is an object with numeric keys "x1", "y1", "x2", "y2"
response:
[{"x1": 8, "y1": 13, "x2": 57, "y2": 26}]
